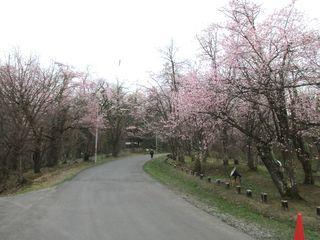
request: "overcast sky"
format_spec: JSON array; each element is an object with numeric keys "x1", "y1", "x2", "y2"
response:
[{"x1": 0, "y1": 0, "x2": 319, "y2": 88}]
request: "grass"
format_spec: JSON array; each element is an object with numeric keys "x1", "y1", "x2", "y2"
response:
[
  {"x1": 144, "y1": 156, "x2": 320, "y2": 240},
  {"x1": 1, "y1": 152, "x2": 134, "y2": 196}
]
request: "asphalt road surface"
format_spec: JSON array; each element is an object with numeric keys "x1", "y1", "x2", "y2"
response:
[{"x1": 0, "y1": 155, "x2": 253, "y2": 240}]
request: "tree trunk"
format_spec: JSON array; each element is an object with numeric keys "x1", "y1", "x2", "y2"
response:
[
  {"x1": 33, "y1": 149, "x2": 41, "y2": 173},
  {"x1": 316, "y1": 159, "x2": 320, "y2": 172},
  {"x1": 47, "y1": 138, "x2": 60, "y2": 167},
  {"x1": 177, "y1": 146, "x2": 185, "y2": 163},
  {"x1": 112, "y1": 143, "x2": 120, "y2": 157},
  {"x1": 292, "y1": 134, "x2": 314, "y2": 184},
  {"x1": 193, "y1": 157, "x2": 202, "y2": 173},
  {"x1": 171, "y1": 150, "x2": 177, "y2": 160},
  {"x1": 111, "y1": 134, "x2": 121, "y2": 157},
  {"x1": 33, "y1": 131, "x2": 43, "y2": 174},
  {"x1": 267, "y1": 93, "x2": 301, "y2": 198},
  {"x1": 83, "y1": 152, "x2": 90, "y2": 161},
  {"x1": 288, "y1": 88, "x2": 314, "y2": 183},
  {"x1": 246, "y1": 136, "x2": 257, "y2": 170},
  {"x1": 314, "y1": 140, "x2": 320, "y2": 172},
  {"x1": 245, "y1": 114, "x2": 256, "y2": 170},
  {"x1": 201, "y1": 148, "x2": 209, "y2": 163},
  {"x1": 169, "y1": 138, "x2": 178, "y2": 161},
  {"x1": 47, "y1": 121, "x2": 64, "y2": 167},
  {"x1": 256, "y1": 144, "x2": 301, "y2": 199},
  {"x1": 222, "y1": 127, "x2": 229, "y2": 166}
]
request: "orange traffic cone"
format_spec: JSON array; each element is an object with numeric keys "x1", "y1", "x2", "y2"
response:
[{"x1": 294, "y1": 213, "x2": 305, "y2": 240}]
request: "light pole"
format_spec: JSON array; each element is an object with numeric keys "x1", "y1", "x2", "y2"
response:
[{"x1": 94, "y1": 104, "x2": 99, "y2": 163}]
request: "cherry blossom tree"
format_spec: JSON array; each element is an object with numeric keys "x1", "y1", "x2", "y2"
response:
[
  {"x1": 97, "y1": 81, "x2": 130, "y2": 157},
  {"x1": 221, "y1": 0, "x2": 320, "y2": 186},
  {"x1": 154, "y1": 0, "x2": 320, "y2": 198},
  {"x1": 0, "y1": 52, "x2": 104, "y2": 177},
  {"x1": 144, "y1": 42, "x2": 190, "y2": 161}
]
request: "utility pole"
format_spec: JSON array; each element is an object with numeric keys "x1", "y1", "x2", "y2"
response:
[{"x1": 94, "y1": 104, "x2": 99, "y2": 163}]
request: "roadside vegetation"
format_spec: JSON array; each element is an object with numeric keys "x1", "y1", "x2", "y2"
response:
[
  {"x1": 1, "y1": 153, "x2": 131, "y2": 196},
  {"x1": 0, "y1": 51, "x2": 147, "y2": 194},
  {"x1": 140, "y1": 5, "x2": 320, "y2": 239},
  {"x1": 1, "y1": 0, "x2": 320, "y2": 237},
  {"x1": 144, "y1": 156, "x2": 320, "y2": 240}
]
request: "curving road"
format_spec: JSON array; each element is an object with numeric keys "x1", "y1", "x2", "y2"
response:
[{"x1": 0, "y1": 155, "x2": 253, "y2": 240}]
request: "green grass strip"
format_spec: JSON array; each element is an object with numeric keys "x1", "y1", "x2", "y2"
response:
[{"x1": 144, "y1": 156, "x2": 320, "y2": 240}]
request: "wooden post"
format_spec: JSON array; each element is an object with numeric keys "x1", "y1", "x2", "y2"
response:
[
  {"x1": 236, "y1": 185, "x2": 241, "y2": 194},
  {"x1": 246, "y1": 189, "x2": 252, "y2": 198},
  {"x1": 207, "y1": 177, "x2": 211, "y2": 183},
  {"x1": 281, "y1": 200, "x2": 288, "y2": 211},
  {"x1": 261, "y1": 193, "x2": 268, "y2": 203}
]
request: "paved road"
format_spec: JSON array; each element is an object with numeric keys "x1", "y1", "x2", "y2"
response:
[{"x1": 0, "y1": 155, "x2": 253, "y2": 240}]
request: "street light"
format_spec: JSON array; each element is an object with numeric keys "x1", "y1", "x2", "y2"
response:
[{"x1": 94, "y1": 104, "x2": 99, "y2": 163}]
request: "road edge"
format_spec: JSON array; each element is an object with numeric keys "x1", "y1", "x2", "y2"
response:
[{"x1": 143, "y1": 156, "x2": 290, "y2": 240}]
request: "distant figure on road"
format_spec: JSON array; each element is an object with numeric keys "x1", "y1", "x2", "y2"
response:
[{"x1": 150, "y1": 149, "x2": 154, "y2": 159}]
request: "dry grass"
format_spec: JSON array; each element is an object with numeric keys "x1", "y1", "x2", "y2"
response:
[{"x1": 0, "y1": 154, "x2": 115, "y2": 196}]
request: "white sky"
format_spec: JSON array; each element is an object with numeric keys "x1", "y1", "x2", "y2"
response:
[{"x1": 0, "y1": 0, "x2": 319, "y2": 88}]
